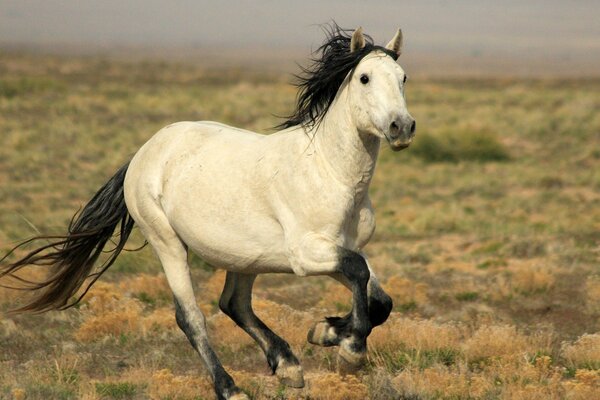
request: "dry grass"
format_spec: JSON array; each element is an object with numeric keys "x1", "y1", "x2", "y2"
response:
[
  {"x1": 370, "y1": 315, "x2": 462, "y2": 352},
  {"x1": 392, "y1": 364, "x2": 493, "y2": 399},
  {"x1": 149, "y1": 368, "x2": 214, "y2": 399},
  {"x1": 462, "y1": 325, "x2": 530, "y2": 360},
  {"x1": 74, "y1": 280, "x2": 178, "y2": 342},
  {"x1": 306, "y1": 373, "x2": 369, "y2": 400},
  {"x1": 382, "y1": 275, "x2": 429, "y2": 310},
  {"x1": 1, "y1": 53, "x2": 599, "y2": 399},
  {"x1": 561, "y1": 334, "x2": 600, "y2": 370}
]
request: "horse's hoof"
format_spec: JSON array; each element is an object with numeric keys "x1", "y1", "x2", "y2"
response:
[
  {"x1": 337, "y1": 342, "x2": 366, "y2": 375},
  {"x1": 307, "y1": 320, "x2": 337, "y2": 346},
  {"x1": 276, "y1": 360, "x2": 305, "y2": 388},
  {"x1": 227, "y1": 392, "x2": 250, "y2": 400}
]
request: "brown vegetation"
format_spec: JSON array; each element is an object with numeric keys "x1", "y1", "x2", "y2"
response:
[{"x1": 0, "y1": 52, "x2": 598, "y2": 399}]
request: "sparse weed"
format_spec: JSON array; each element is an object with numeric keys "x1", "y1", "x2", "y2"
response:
[
  {"x1": 22, "y1": 383, "x2": 75, "y2": 400},
  {"x1": 455, "y1": 291, "x2": 479, "y2": 302},
  {"x1": 95, "y1": 382, "x2": 138, "y2": 399},
  {"x1": 371, "y1": 345, "x2": 459, "y2": 372}
]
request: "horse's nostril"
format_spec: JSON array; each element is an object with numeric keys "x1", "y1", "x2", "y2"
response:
[
  {"x1": 410, "y1": 120, "x2": 416, "y2": 134},
  {"x1": 391, "y1": 121, "x2": 399, "y2": 130}
]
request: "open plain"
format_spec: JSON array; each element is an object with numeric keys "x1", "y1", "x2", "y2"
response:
[{"x1": 0, "y1": 52, "x2": 599, "y2": 399}]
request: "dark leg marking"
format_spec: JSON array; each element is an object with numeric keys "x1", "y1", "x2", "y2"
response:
[
  {"x1": 174, "y1": 299, "x2": 245, "y2": 400},
  {"x1": 219, "y1": 272, "x2": 304, "y2": 388},
  {"x1": 336, "y1": 249, "x2": 372, "y2": 356},
  {"x1": 366, "y1": 280, "x2": 393, "y2": 327},
  {"x1": 308, "y1": 255, "x2": 392, "y2": 352}
]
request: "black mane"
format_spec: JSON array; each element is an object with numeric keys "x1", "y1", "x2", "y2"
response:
[{"x1": 277, "y1": 23, "x2": 398, "y2": 131}]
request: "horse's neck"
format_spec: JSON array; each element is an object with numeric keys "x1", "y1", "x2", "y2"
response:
[{"x1": 312, "y1": 92, "x2": 380, "y2": 197}]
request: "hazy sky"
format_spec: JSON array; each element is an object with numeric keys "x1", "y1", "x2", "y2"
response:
[{"x1": 1, "y1": 0, "x2": 598, "y2": 57}]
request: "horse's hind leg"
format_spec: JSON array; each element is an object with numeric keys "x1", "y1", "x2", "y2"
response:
[
  {"x1": 136, "y1": 214, "x2": 247, "y2": 400},
  {"x1": 219, "y1": 272, "x2": 304, "y2": 388}
]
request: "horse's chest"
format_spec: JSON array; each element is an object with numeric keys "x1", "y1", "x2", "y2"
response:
[
  {"x1": 309, "y1": 190, "x2": 375, "y2": 250},
  {"x1": 308, "y1": 179, "x2": 376, "y2": 246},
  {"x1": 344, "y1": 198, "x2": 376, "y2": 250}
]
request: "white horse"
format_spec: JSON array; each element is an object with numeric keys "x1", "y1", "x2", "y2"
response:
[{"x1": 1, "y1": 26, "x2": 415, "y2": 400}]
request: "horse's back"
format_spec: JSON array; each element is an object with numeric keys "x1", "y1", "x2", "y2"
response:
[{"x1": 127, "y1": 120, "x2": 264, "y2": 189}]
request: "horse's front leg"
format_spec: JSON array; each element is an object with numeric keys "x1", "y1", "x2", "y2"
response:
[
  {"x1": 307, "y1": 255, "x2": 392, "y2": 368},
  {"x1": 334, "y1": 249, "x2": 372, "y2": 370},
  {"x1": 291, "y1": 236, "x2": 383, "y2": 370}
]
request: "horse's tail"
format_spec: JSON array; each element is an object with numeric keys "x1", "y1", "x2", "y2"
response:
[{"x1": 0, "y1": 162, "x2": 136, "y2": 313}]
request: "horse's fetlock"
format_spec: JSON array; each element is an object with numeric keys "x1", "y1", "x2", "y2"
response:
[
  {"x1": 354, "y1": 323, "x2": 371, "y2": 340},
  {"x1": 369, "y1": 289, "x2": 392, "y2": 327}
]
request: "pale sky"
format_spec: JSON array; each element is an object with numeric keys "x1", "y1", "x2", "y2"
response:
[{"x1": 1, "y1": 1, "x2": 599, "y2": 74}]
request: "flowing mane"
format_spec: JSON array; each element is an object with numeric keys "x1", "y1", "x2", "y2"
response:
[{"x1": 277, "y1": 23, "x2": 399, "y2": 130}]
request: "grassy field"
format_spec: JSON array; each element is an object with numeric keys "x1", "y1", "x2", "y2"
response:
[{"x1": 0, "y1": 52, "x2": 599, "y2": 399}]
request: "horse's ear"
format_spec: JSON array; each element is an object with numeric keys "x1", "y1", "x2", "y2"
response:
[
  {"x1": 350, "y1": 27, "x2": 366, "y2": 53},
  {"x1": 385, "y1": 28, "x2": 403, "y2": 57}
]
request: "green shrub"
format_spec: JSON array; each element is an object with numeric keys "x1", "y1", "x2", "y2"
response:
[
  {"x1": 0, "y1": 77, "x2": 65, "y2": 98},
  {"x1": 411, "y1": 129, "x2": 510, "y2": 163}
]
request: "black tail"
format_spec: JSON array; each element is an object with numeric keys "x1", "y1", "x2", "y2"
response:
[{"x1": 0, "y1": 162, "x2": 136, "y2": 313}]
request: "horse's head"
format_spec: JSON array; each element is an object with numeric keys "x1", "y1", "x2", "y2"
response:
[{"x1": 347, "y1": 28, "x2": 416, "y2": 151}]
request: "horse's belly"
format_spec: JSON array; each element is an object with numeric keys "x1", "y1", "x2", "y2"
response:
[
  {"x1": 170, "y1": 209, "x2": 292, "y2": 273},
  {"x1": 161, "y1": 146, "x2": 291, "y2": 272}
]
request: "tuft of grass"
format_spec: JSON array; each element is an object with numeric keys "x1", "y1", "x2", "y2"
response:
[
  {"x1": 373, "y1": 346, "x2": 460, "y2": 372},
  {"x1": 51, "y1": 366, "x2": 80, "y2": 387},
  {"x1": 561, "y1": 334, "x2": 600, "y2": 370},
  {"x1": 23, "y1": 383, "x2": 75, "y2": 400},
  {"x1": 95, "y1": 382, "x2": 138, "y2": 399},
  {"x1": 455, "y1": 291, "x2": 479, "y2": 301},
  {"x1": 476, "y1": 258, "x2": 508, "y2": 270},
  {"x1": 411, "y1": 129, "x2": 510, "y2": 163},
  {"x1": 396, "y1": 301, "x2": 418, "y2": 312},
  {"x1": 473, "y1": 240, "x2": 505, "y2": 255},
  {"x1": 135, "y1": 291, "x2": 155, "y2": 306}
]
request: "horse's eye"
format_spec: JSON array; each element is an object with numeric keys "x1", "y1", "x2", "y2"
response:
[
  {"x1": 360, "y1": 74, "x2": 369, "y2": 84},
  {"x1": 403, "y1": 75, "x2": 408, "y2": 83}
]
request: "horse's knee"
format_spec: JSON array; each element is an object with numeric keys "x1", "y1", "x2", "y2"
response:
[{"x1": 369, "y1": 286, "x2": 393, "y2": 327}]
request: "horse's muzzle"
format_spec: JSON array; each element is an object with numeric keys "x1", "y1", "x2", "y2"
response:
[
  {"x1": 388, "y1": 137, "x2": 412, "y2": 151},
  {"x1": 386, "y1": 118, "x2": 416, "y2": 152}
]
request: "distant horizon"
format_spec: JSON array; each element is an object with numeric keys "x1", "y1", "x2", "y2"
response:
[
  {"x1": 2, "y1": 40, "x2": 598, "y2": 78},
  {"x1": 1, "y1": 1, "x2": 598, "y2": 77}
]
